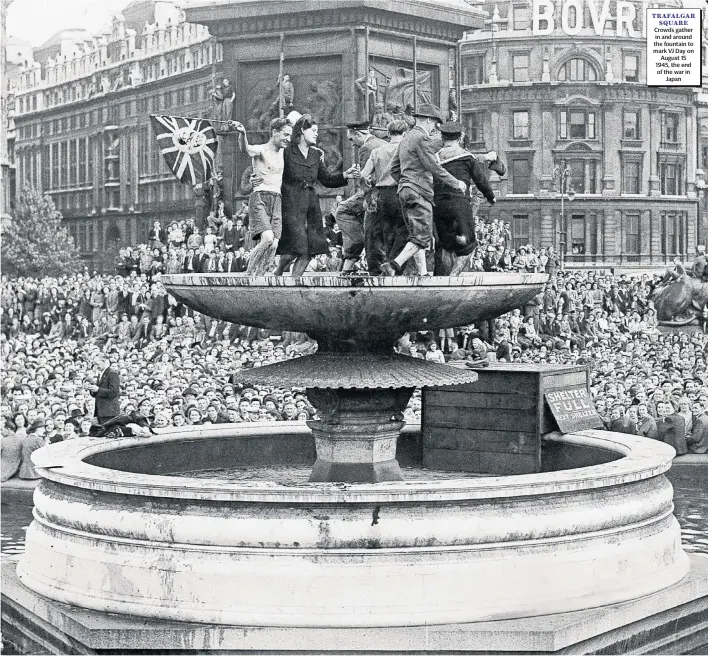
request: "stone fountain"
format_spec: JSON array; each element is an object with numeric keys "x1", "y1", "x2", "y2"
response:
[
  {"x1": 161, "y1": 273, "x2": 545, "y2": 482},
  {"x1": 7, "y1": 272, "x2": 705, "y2": 653}
]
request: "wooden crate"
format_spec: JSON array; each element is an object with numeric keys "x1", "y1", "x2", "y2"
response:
[{"x1": 422, "y1": 364, "x2": 591, "y2": 475}]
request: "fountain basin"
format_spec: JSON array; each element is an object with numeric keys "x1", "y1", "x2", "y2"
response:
[
  {"x1": 161, "y1": 273, "x2": 548, "y2": 349},
  {"x1": 18, "y1": 425, "x2": 689, "y2": 627}
]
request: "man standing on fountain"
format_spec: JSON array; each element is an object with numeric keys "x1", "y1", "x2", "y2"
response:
[
  {"x1": 231, "y1": 117, "x2": 293, "y2": 275},
  {"x1": 433, "y1": 121, "x2": 496, "y2": 275},
  {"x1": 384, "y1": 104, "x2": 467, "y2": 276}
]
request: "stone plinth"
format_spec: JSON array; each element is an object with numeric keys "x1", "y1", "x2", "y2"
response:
[
  {"x1": 307, "y1": 387, "x2": 412, "y2": 482},
  {"x1": 183, "y1": 0, "x2": 486, "y2": 207},
  {"x1": 4, "y1": 556, "x2": 708, "y2": 653},
  {"x1": 17, "y1": 427, "x2": 689, "y2": 627}
]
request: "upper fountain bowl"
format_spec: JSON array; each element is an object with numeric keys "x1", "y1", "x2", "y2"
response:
[{"x1": 162, "y1": 272, "x2": 548, "y2": 350}]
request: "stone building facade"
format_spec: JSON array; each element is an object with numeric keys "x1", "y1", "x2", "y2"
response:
[
  {"x1": 11, "y1": 1, "x2": 220, "y2": 270},
  {"x1": 460, "y1": 0, "x2": 704, "y2": 267}
]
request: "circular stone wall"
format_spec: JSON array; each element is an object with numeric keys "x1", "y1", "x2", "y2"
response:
[{"x1": 17, "y1": 425, "x2": 689, "y2": 627}]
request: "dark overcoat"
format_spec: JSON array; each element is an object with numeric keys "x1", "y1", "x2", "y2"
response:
[
  {"x1": 91, "y1": 367, "x2": 121, "y2": 420},
  {"x1": 277, "y1": 144, "x2": 346, "y2": 258}
]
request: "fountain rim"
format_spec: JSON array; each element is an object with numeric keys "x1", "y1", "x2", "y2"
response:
[
  {"x1": 32, "y1": 424, "x2": 676, "y2": 504},
  {"x1": 160, "y1": 271, "x2": 549, "y2": 288}
]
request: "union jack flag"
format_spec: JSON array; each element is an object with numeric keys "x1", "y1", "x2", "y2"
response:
[{"x1": 150, "y1": 115, "x2": 218, "y2": 186}]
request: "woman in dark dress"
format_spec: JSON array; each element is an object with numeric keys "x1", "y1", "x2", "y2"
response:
[{"x1": 274, "y1": 115, "x2": 358, "y2": 277}]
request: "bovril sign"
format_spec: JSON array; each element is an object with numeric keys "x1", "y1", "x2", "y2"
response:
[{"x1": 531, "y1": 0, "x2": 668, "y2": 37}]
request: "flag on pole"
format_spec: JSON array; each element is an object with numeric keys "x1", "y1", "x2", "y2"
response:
[{"x1": 150, "y1": 115, "x2": 218, "y2": 186}]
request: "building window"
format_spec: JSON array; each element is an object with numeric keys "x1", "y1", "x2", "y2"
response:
[
  {"x1": 623, "y1": 110, "x2": 640, "y2": 139},
  {"x1": 511, "y1": 158, "x2": 531, "y2": 194},
  {"x1": 465, "y1": 111, "x2": 484, "y2": 143},
  {"x1": 513, "y1": 5, "x2": 529, "y2": 30},
  {"x1": 660, "y1": 161, "x2": 684, "y2": 195},
  {"x1": 625, "y1": 213, "x2": 640, "y2": 260},
  {"x1": 60, "y1": 141, "x2": 68, "y2": 187},
  {"x1": 139, "y1": 127, "x2": 148, "y2": 174},
  {"x1": 78, "y1": 137, "x2": 87, "y2": 185},
  {"x1": 558, "y1": 58, "x2": 598, "y2": 82},
  {"x1": 87, "y1": 136, "x2": 94, "y2": 184},
  {"x1": 661, "y1": 113, "x2": 679, "y2": 143},
  {"x1": 512, "y1": 54, "x2": 529, "y2": 82},
  {"x1": 564, "y1": 159, "x2": 598, "y2": 194},
  {"x1": 702, "y1": 145, "x2": 708, "y2": 171},
  {"x1": 662, "y1": 212, "x2": 686, "y2": 256},
  {"x1": 512, "y1": 214, "x2": 530, "y2": 249},
  {"x1": 462, "y1": 54, "x2": 485, "y2": 85},
  {"x1": 512, "y1": 110, "x2": 529, "y2": 139},
  {"x1": 570, "y1": 215, "x2": 586, "y2": 255},
  {"x1": 623, "y1": 53, "x2": 639, "y2": 82},
  {"x1": 69, "y1": 139, "x2": 78, "y2": 186},
  {"x1": 50, "y1": 143, "x2": 59, "y2": 189},
  {"x1": 622, "y1": 161, "x2": 641, "y2": 194},
  {"x1": 560, "y1": 110, "x2": 596, "y2": 140}
]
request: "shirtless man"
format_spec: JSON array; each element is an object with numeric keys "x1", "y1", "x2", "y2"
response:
[{"x1": 231, "y1": 117, "x2": 293, "y2": 274}]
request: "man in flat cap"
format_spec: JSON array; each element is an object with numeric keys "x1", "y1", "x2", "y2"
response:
[
  {"x1": 386, "y1": 104, "x2": 467, "y2": 276},
  {"x1": 359, "y1": 119, "x2": 410, "y2": 275},
  {"x1": 433, "y1": 121, "x2": 496, "y2": 275},
  {"x1": 336, "y1": 120, "x2": 387, "y2": 274}
]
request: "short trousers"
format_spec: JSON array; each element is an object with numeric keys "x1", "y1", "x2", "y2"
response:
[
  {"x1": 249, "y1": 191, "x2": 282, "y2": 239},
  {"x1": 398, "y1": 186, "x2": 433, "y2": 250}
]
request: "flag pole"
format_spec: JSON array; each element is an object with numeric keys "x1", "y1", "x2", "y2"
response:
[{"x1": 278, "y1": 32, "x2": 285, "y2": 118}]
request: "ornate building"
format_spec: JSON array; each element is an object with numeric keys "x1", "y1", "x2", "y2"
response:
[
  {"x1": 11, "y1": 0, "x2": 220, "y2": 269},
  {"x1": 460, "y1": 0, "x2": 704, "y2": 266}
]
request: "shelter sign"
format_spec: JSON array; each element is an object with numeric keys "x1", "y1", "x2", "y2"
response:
[{"x1": 544, "y1": 387, "x2": 603, "y2": 433}]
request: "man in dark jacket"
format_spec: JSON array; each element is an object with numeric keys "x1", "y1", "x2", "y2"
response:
[
  {"x1": 337, "y1": 121, "x2": 386, "y2": 274},
  {"x1": 386, "y1": 104, "x2": 466, "y2": 276},
  {"x1": 433, "y1": 121, "x2": 496, "y2": 275},
  {"x1": 88, "y1": 353, "x2": 121, "y2": 424}
]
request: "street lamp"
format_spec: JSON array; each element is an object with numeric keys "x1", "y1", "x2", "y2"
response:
[{"x1": 552, "y1": 163, "x2": 575, "y2": 268}]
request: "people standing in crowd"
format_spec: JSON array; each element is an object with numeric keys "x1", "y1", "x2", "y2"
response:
[
  {"x1": 386, "y1": 103, "x2": 467, "y2": 276},
  {"x1": 88, "y1": 353, "x2": 121, "y2": 424},
  {"x1": 336, "y1": 121, "x2": 387, "y2": 274},
  {"x1": 233, "y1": 117, "x2": 293, "y2": 275},
  {"x1": 359, "y1": 120, "x2": 409, "y2": 274},
  {"x1": 432, "y1": 121, "x2": 496, "y2": 276},
  {"x1": 274, "y1": 114, "x2": 359, "y2": 277}
]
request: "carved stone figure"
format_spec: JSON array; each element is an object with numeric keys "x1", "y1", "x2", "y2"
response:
[{"x1": 221, "y1": 78, "x2": 235, "y2": 122}]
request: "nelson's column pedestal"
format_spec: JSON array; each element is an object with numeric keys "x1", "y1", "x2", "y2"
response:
[{"x1": 184, "y1": 0, "x2": 484, "y2": 213}]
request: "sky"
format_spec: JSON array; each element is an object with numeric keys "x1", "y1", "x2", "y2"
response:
[{"x1": 6, "y1": 0, "x2": 131, "y2": 46}]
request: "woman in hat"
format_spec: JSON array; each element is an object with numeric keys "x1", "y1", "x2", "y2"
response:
[{"x1": 273, "y1": 114, "x2": 359, "y2": 277}]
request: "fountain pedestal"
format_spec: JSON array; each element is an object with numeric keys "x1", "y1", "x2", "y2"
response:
[
  {"x1": 307, "y1": 388, "x2": 413, "y2": 482},
  {"x1": 234, "y1": 351, "x2": 479, "y2": 483}
]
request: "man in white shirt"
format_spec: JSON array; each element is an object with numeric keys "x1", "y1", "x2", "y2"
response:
[{"x1": 232, "y1": 117, "x2": 293, "y2": 274}]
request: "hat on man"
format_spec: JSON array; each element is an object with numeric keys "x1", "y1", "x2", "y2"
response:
[
  {"x1": 346, "y1": 120, "x2": 370, "y2": 130},
  {"x1": 413, "y1": 103, "x2": 444, "y2": 122},
  {"x1": 286, "y1": 110, "x2": 303, "y2": 125},
  {"x1": 439, "y1": 121, "x2": 464, "y2": 137}
]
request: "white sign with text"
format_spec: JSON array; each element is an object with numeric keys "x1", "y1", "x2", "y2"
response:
[{"x1": 646, "y1": 8, "x2": 702, "y2": 87}]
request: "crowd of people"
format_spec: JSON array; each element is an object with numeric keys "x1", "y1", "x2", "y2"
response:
[
  {"x1": 2, "y1": 250, "x2": 706, "y2": 484},
  {"x1": 3, "y1": 101, "x2": 707, "y2": 482}
]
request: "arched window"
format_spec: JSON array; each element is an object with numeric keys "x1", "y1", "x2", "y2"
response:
[{"x1": 558, "y1": 58, "x2": 598, "y2": 82}]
